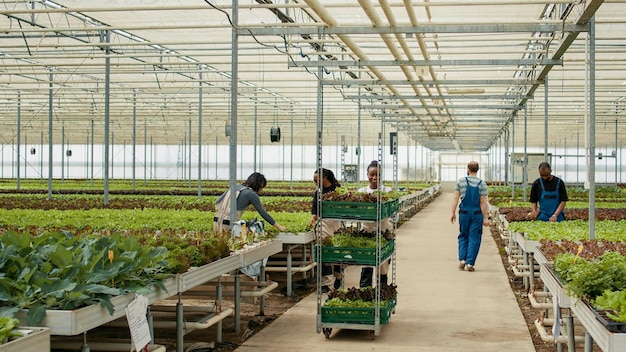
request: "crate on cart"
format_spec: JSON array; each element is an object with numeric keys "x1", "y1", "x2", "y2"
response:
[
  {"x1": 315, "y1": 239, "x2": 395, "y2": 265},
  {"x1": 321, "y1": 297, "x2": 397, "y2": 325},
  {"x1": 321, "y1": 199, "x2": 399, "y2": 220}
]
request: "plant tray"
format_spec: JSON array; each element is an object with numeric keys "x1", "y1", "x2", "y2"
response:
[
  {"x1": 0, "y1": 327, "x2": 50, "y2": 352},
  {"x1": 321, "y1": 297, "x2": 396, "y2": 325},
  {"x1": 315, "y1": 239, "x2": 395, "y2": 265},
  {"x1": 321, "y1": 199, "x2": 399, "y2": 220},
  {"x1": 593, "y1": 309, "x2": 626, "y2": 333}
]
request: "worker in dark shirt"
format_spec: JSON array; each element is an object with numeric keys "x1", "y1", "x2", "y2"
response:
[
  {"x1": 214, "y1": 172, "x2": 287, "y2": 232},
  {"x1": 530, "y1": 162, "x2": 568, "y2": 222}
]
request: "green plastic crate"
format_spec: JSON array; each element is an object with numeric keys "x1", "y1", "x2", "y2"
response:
[
  {"x1": 321, "y1": 199, "x2": 399, "y2": 220},
  {"x1": 315, "y1": 239, "x2": 395, "y2": 265},
  {"x1": 321, "y1": 297, "x2": 396, "y2": 325}
]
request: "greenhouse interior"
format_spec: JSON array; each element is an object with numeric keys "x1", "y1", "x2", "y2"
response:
[{"x1": 0, "y1": 1, "x2": 625, "y2": 352}]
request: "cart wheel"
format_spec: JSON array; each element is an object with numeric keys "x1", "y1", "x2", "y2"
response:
[
  {"x1": 323, "y1": 328, "x2": 332, "y2": 339},
  {"x1": 368, "y1": 330, "x2": 376, "y2": 340}
]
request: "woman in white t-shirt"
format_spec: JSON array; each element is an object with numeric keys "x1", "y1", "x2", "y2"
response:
[{"x1": 357, "y1": 160, "x2": 393, "y2": 287}]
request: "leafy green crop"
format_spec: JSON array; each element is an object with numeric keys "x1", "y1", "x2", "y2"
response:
[
  {"x1": 594, "y1": 289, "x2": 626, "y2": 323},
  {"x1": 0, "y1": 231, "x2": 171, "y2": 326},
  {"x1": 326, "y1": 234, "x2": 388, "y2": 248},
  {"x1": 508, "y1": 220, "x2": 626, "y2": 241},
  {"x1": 554, "y1": 251, "x2": 626, "y2": 300},
  {"x1": 0, "y1": 317, "x2": 22, "y2": 342}
]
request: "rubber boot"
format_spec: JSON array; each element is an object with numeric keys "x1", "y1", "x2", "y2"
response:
[
  {"x1": 360, "y1": 267, "x2": 373, "y2": 288},
  {"x1": 380, "y1": 274, "x2": 388, "y2": 286}
]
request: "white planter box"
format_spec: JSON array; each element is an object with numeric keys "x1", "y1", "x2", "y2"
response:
[{"x1": 0, "y1": 327, "x2": 50, "y2": 352}]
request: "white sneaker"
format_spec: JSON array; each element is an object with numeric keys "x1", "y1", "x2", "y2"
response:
[{"x1": 465, "y1": 264, "x2": 475, "y2": 272}]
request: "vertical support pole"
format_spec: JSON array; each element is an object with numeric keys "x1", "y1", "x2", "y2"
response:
[
  {"x1": 188, "y1": 119, "x2": 192, "y2": 186},
  {"x1": 132, "y1": 91, "x2": 137, "y2": 191},
  {"x1": 40, "y1": 131, "x2": 43, "y2": 182},
  {"x1": 357, "y1": 69, "x2": 362, "y2": 188},
  {"x1": 198, "y1": 71, "x2": 203, "y2": 199},
  {"x1": 91, "y1": 120, "x2": 94, "y2": 186},
  {"x1": 286, "y1": 245, "x2": 293, "y2": 298},
  {"x1": 216, "y1": 283, "x2": 223, "y2": 343},
  {"x1": 529, "y1": 253, "x2": 535, "y2": 290},
  {"x1": 523, "y1": 249, "x2": 529, "y2": 290},
  {"x1": 584, "y1": 332, "x2": 593, "y2": 352},
  {"x1": 61, "y1": 124, "x2": 65, "y2": 183},
  {"x1": 290, "y1": 115, "x2": 294, "y2": 189},
  {"x1": 254, "y1": 91, "x2": 258, "y2": 172},
  {"x1": 229, "y1": 0, "x2": 239, "y2": 235},
  {"x1": 567, "y1": 314, "x2": 575, "y2": 352},
  {"x1": 234, "y1": 271, "x2": 241, "y2": 333},
  {"x1": 505, "y1": 128, "x2": 509, "y2": 185},
  {"x1": 48, "y1": 72, "x2": 53, "y2": 200},
  {"x1": 588, "y1": 16, "x2": 596, "y2": 240},
  {"x1": 144, "y1": 122, "x2": 147, "y2": 186},
  {"x1": 540, "y1": 76, "x2": 548, "y2": 161},
  {"x1": 615, "y1": 119, "x2": 618, "y2": 189},
  {"x1": 103, "y1": 30, "x2": 111, "y2": 205},
  {"x1": 523, "y1": 104, "x2": 528, "y2": 201},
  {"x1": 111, "y1": 132, "x2": 114, "y2": 180},
  {"x1": 511, "y1": 114, "x2": 515, "y2": 199},
  {"x1": 16, "y1": 91, "x2": 21, "y2": 190},
  {"x1": 215, "y1": 135, "x2": 218, "y2": 180},
  {"x1": 176, "y1": 294, "x2": 184, "y2": 352},
  {"x1": 314, "y1": 31, "x2": 324, "y2": 334}
]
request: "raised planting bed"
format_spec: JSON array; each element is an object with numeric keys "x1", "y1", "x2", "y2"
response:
[
  {"x1": 15, "y1": 277, "x2": 178, "y2": 336},
  {"x1": 593, "y1": 309, "x2": 626, "y2": 333},
  {"x1": 0, "y1": 327, "x2": 50, "y2": 352}
]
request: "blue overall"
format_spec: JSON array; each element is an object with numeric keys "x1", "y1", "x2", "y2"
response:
[
  {"x1": 458, "y1": 177, "x2": 483, "y2": 266},
  {"x1": 537, "y1": 178, "x2": 564, "y2": 222}
]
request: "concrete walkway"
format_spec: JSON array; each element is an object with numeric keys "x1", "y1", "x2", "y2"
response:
[{"x1": 237, "y1": 189, "x2": 535, "y2": 351}]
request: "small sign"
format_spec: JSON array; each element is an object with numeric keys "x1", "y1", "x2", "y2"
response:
[{"x1": 125, "y1": 294, "x2": 151, "y2": 352}]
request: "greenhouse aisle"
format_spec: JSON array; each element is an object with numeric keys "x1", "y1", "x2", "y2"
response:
[{"x1": 236, "y1": 188, "x2": 535, "y2": 351}]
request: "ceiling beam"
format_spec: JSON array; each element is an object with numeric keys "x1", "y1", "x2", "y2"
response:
[
  {"x1": 239, "y1": 23, "x2": 588, "y2": 36},
  {"x1": 290, "y1": 58, "x2": 563, "y2": 67},
  {"x1": 322, "y1": 79, "x2": 540, "y2": 85},
  {"x1": 347, "y1": 94, "x2": 533, "y2": 100}
]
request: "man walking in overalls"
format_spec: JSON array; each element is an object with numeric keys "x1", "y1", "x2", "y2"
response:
[
  {"x1": 530, "y1": 162, "x2": 568, "y2": 222},
  {"x1": 451, "y1": 161, "x2": 489, "y2": 272}
]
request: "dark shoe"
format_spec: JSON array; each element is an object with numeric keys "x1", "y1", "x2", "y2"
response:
[
  {"x1": 333, "y1": 278, "x2": 342, "y2": 290},
  {"x1": 321, "y1": 286, "x2": 331, "y2": 294},
  {"x1": 380, "y1": 274, "x2": 388, "y2": 286}
]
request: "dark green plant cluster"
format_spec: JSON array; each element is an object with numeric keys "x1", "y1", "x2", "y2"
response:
[
  {"x1": 328, "y1": 284, "x2": 397, "y2": 302},
  {"x1": 0, "y1": 231, "x2": 171, "y2": 326},
  {"x1": 322, "y1": 233, "x2": 389, "y2": 248},
  {"x1": 554, "y1": 251, "x2": 626, "y2": 323},
  {"x1": 324, "y1": 284, "x2": 398, "y2": 308},
  {"x1": 142, "y1": 230, "x2": 231, "y2": 273}
]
